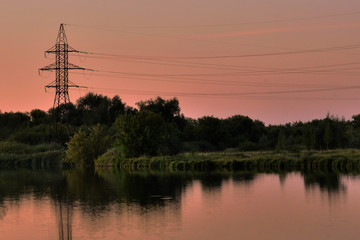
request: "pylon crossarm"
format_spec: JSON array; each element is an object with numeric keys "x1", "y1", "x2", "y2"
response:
[
  {"x1": 67, "y1": 45, "x2": 78, "y2": 52},
  {"x1": 39, "y1": 63, "x2": 57, "y2": 71},
  {"x1": 45, "y1": 49, "x2": 79, "y2": 54},
  {"x1": 44, "y1": 45, "x2": 56, "y2": 55},
  {"x1": 45, "y1": 45, "x2": 79, "y2": 55},
  {"x1": 68, "y1": 63, "x2": 86, "y2": 70}
]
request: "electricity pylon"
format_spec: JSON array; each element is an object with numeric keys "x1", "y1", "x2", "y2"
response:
[{"x1": 39, "y1": 23, "x2": 89, "y2": 122}]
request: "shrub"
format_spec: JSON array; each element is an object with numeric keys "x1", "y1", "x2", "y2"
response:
[
  {"x1": 64, "y1": 125, "x2": 112, "y2": 168},
  {"x1": 0, "y1": 141, "x2": 32, "y2": 154},
  {"x1": 114, "y1": 111, "x2": 181, "y2": 157}
]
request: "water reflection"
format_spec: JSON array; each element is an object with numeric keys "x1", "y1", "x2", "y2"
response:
[
  {"x1": 0, "y1": 169, "x2": 355, "y2": 239},
  {"x1": 0, "y1": 204, "x2": 6, "y2": 220},
  {"x1": 302, "y1": 171, "x2": 346, "y2": 193},
  {"x1": 56, "y1": 202, "x2": 72, "y2": 240}
]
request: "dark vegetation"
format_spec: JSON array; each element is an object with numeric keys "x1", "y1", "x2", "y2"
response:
[{"x1": 2, "y1": 92, "x2": 360, "y2": 170}]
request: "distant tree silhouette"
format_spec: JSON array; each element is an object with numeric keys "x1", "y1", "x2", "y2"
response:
[{"x1": 115, "y1": 110, "x2": 181, "y2": 157}]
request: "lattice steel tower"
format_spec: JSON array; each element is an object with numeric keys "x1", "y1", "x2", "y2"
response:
[{"x1": 39, "y1": 24, "x2": 87, "y2": 118}]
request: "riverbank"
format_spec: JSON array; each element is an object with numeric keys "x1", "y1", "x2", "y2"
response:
[
  {"x1": 0, "y1": 141, "x2": 65, "y2": 168},
  {"x1": 2, "y1": 142, "x2": 360, "y2": 172},
  {"x1": 96, "y1": 148, "x2": 360, "y2": 172}
]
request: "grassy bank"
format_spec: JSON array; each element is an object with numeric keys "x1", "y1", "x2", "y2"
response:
[
  {"x1": 96, "y1": 148, "x2": 360, "y2": 172},
  {"x1": 0, "y1": 141, "x2": 65, "y2": 169}
]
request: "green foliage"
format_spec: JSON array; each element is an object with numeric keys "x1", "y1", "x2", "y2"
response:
[
  {"x1": 324, "y1": 121, "x2": 332, "y2": 150},
  {"x1": 238, "y1": 141, "x2": 260, "y2": 151},
  {"x1": 76, "y1": 93, "x2": 131, "y2": 125},
  {"x1": 0, "y1": 141, "x2": 32, "y2": 154},
  {"x1": 182, "y1": 141, "x2": 216, "y2": 152},
  {"x1": 77, "y1": 93, "x2": 112, "y2": 125},
  {"x1": 114, "y1": 110, "x2": 181, "y2": 158},
  {"x1": 95, "y1": 148, "x2": 360, "y2": 172},
  {"x1": 4, "y1": 94, "x2": 360, "y2": 169},
  {"x1": 0, "y1": 142, "x2": 64, "y2": 169},
  {"x1": 48, "y1": 103, "x2": 79, "y2": 125},
  {"x1": 96, "y1": 147, "x2": 120, "y2": 167},
  {"x1": 64, "y1": 125, "x2": 112, "y2": 168},
  {"x1": 197, "y1": 116, "x2": 227, "y2": 150},
  {"x1": 303, "y1": 124, "x2": 315, "y2": 150},
  {"x1": 136, "y1": 97, "x2": 181, "y2": 122},
  {"x1": 0, "y1": 112, "x2": 30, "y2": 141},
  {"x1": 30, "y1": 109, "x2": 49, "y2": 125},
  {"x1": 276, "y1": 130, "x2": 286, "y2": 150},
  {"x1": 7, "y1": 124, "x2": 74, "y2": 145}
]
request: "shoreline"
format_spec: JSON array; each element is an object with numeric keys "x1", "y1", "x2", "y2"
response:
[
  {"x1": 95, "y1": 149, "x2": 360, "y2": 173},
  {"x1": 2, "y1": 146, "x2": 360, "y2": 173}
]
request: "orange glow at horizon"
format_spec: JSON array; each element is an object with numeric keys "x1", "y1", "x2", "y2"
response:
[{"x1": 1, "y1": 0, "x2": 360, "y2": 125}]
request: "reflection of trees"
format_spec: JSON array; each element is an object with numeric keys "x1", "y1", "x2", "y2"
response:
[
  {"x1": 200, "y1": 171, "x2": 256, "y2": 191},
  {"x1": 4, "y1": 169, "x2": 353, "y2": 239},
  {"x1": 302, "y1": 171, "x2": 346, "y2": 194},
  {"x1": 96, "y1": 169, "x2": 191, "y2": 208},
  {"x1": 0, "y1": 204, "x2": 7, "y2": 220},
  {"x1": 278, "y1": 172, "x2": 287, "y2": 184},
  {"x1": 232, "y1": 172, "x2": 256, "y2": 183},
  {"x1": 0, "y1": 169, "x2": 258, "y2": 210},
  {"x1": 0, "y1": 169, "x2": 64, "y2": 201},
  {"x1": 0, "y1": 169, "x2": 258, "y2": 239}
]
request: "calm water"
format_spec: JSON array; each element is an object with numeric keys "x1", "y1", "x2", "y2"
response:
[{"x1": 0, "y1": 169, "x2": 360, "y2": 240}]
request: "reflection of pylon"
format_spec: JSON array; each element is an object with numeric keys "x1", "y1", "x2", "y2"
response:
[
  {"x1": 39, "y1": 24, "x2": 89, "y2": 121},
  {"x1": 56, "y1": 202, "x2": 72, "y2": 240}
]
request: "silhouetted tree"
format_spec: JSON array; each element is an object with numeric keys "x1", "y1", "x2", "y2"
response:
[
  {"x1": 197, "y1": 116, "x2": 227, "y2": 150},
  {"x1": 136, "y1": 97, "x2": 186, "y2": 130},
  {"x1": 48, "y1": 103, "x2": 80, "y2": 125},
  {"x1": 324, "y1": 121, "x2": 332, "y2": 150},
  {"x1": 114, "y1": 110, "x2": 181, "y2": 157},
  {"x1": 30, "y1": 109, "x2": 48, "y2": 125},
  {"x1": 77, "y1": 93, "x2": 112, "y2": 125},
  {"x1": 277, "y1": 129, "x2": 286, "y2": 150}
]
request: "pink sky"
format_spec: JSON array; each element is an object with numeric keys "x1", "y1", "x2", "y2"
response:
[{"x1": 1, "y1": 0, "x2": 360, "y2": 125}]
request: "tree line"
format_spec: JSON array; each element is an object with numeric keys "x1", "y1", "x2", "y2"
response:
[{"x1": 1, "y1": 93, "x2": 360, "y2": 167}]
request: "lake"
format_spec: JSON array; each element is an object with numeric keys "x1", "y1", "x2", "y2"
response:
[{"x1": 0, "y1": 169, "x2": 359, "y2": 240}]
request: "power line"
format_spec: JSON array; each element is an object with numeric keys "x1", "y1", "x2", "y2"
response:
[
  {"x1": 88, "y1": 66, "x2": 360, "y2": 78},
  {"x1": 78, "y1": 43, "x2": 360, "y2": 61},
  {"x1": 74, "y1": 51, "x2": 360, "y2": 74},
  {"x1": 59, "y1": 21, "x2": 360, "y2": 104},
  {"x1": 73, "y1": 71, "x2": 348, "y2": 88},
  {"x1": 55, "y1": 85, "x2": 360, "y2": 101},
  {"x1": 79, "y1": 60, "x2": 360, "y2": 76},
  {"x1": 67, "y1": 11, "x2": 360, "y2": 29},
  {"x1": 81, "y1": 85, "x2": 360, "y2": 97}
]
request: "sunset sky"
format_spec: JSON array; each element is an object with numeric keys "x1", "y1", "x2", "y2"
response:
[{"x1": 1, "y1": 0, "x2": 360, "y2": 124}]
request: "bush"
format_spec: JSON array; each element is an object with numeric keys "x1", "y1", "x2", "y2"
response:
[
  {"x1": 238, "y1": 141, "x2": 260, "y2": 151},
  {"x1": 0, "y1": 141, "x2": 32, "y2": 154},
  {"x1": 95, "y1": 147, "x2": 120, "y2": 167},
  {"x1": 64, "y1": 125, "x2": 112, "y2": 168},
  {"x1": 182, "y1": 141, "x2": 215, "y2": 152},
  {"x1": 114, "y1": 111, "x2": 181, "y2": 157}
]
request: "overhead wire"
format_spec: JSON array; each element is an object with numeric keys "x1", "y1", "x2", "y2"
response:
[
  {"x1": 65, "y1": 14, "x2": 360, "y2": 102},
  {"x1": 78, "y1": 43, "x2": 360, "y2": 60},
  {"x1": 81, "y1": 85, "x2": 360, "y2": 101},
  {"x1": 87, "y1": 66, "x2": 360, "y2": 77},
  {"x1": 72, "y1": 71, "x2": 345, "y2": 88},
  {"x1": 67, "y1": 11, "x2": 360, "y2": 29},
  {"x1": 73, "y1": 52, "x2": 360, "y2": 75}
]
